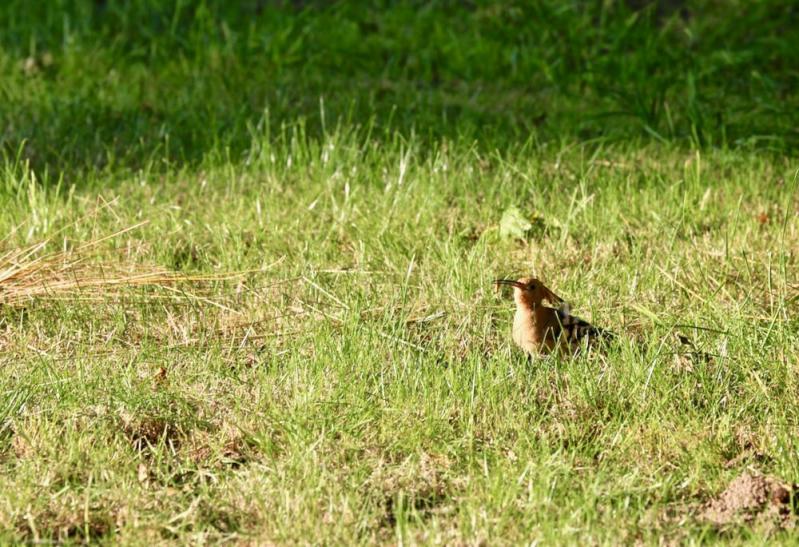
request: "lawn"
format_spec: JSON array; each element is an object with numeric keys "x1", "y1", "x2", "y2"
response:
[{"x1": 1, "y1": 1, "x2": 798, "y2": 544}]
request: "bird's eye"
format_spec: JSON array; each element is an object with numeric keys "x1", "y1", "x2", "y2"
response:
[{"x1": 528, "y1": 284, "x2": 536, "y2": 290}]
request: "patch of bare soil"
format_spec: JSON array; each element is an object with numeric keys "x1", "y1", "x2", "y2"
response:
[{"x1": 702, "y1": 472, "x2": 797, "y2": 530}]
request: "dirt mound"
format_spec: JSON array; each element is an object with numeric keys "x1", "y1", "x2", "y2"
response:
[{"x1": 702, "y1": 472, "x2": 797, "y2": 529}]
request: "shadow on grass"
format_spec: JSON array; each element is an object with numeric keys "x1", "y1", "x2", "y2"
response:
[{"x1": 1, "y1": 0, "x2": 798, "y2": 182}]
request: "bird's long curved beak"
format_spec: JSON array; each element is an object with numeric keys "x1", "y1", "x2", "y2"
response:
[{"x1": 493, "y1": 279, "x2": 526, "y2": 289}]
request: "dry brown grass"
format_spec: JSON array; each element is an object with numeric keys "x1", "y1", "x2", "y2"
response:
[{"x1": 0, "y1": 220, "x2": 243, "y2": 309}]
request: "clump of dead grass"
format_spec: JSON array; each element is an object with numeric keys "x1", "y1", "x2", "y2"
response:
[
  {"x1": 365, "y1": 452, "x2": 457, "y2": 536},
  {"x1": 12, "y1": 491, "x2": 120, "y2": 543},
  {"x1": 0, "y1": 220, "x2": 237, "y2": 309},
  {"x1": 184, "y1": 424, "x2": 252, "y2": 468},
  {"x1": 119, "y1": 410, "x2": 184, "y2": 453}
]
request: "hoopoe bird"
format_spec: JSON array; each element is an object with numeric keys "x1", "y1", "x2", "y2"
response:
[{"x1": 494, "y1": 276, "x2": 614, "y2": 356}]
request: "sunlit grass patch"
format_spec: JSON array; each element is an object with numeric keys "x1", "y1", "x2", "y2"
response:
[{"x1": 0, "y1": 133, "x2": 797, "y2": 542}]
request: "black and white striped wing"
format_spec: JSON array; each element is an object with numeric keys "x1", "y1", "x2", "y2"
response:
[{"x1": 556, "y1": 304, "x2": 614, "y2": 345}]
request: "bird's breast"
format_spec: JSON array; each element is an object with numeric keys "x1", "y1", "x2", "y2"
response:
[{"x1": 512, "y1": 309, "x2": 541, "y2": 353}]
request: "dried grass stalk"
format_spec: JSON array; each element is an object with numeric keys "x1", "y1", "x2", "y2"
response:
[{"x1": 0, "y1": 222, "x2": 234, "y2": 308}]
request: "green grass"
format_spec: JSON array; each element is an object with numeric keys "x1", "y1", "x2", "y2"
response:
[
  {"x1": 2, "y1": 138, "x2": 798, "y2": 543},
  {"x1": 2, "y1": 1, "x2": 799, "y2": 544},
  {"x1": 2, "y1": 0, "x2": 799, "y2": 173}
]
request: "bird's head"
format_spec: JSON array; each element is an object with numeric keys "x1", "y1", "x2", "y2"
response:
[{"x1": 493, "y1": 276, "x2": 563, "y2": 309}]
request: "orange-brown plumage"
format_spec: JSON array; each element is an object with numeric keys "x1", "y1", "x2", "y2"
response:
[{"x1": 494, "y1": 277, "x2": 613, "y2": 356}]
